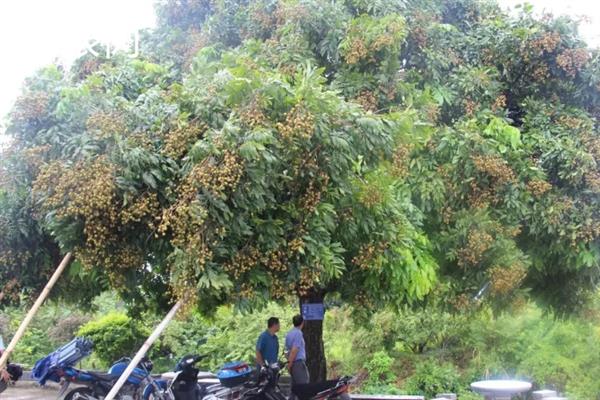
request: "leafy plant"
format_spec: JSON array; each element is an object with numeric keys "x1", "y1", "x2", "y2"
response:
[{"x1": 77, "y1": 312, "x2": 150, "y2": 367}]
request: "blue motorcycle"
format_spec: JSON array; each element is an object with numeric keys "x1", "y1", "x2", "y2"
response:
[
  {"x1": 58, "y1": 357, "x2": 158, "y2": 400},
  {"x1": 32, "y1": 337, "x2": 166, "y2": 400}
]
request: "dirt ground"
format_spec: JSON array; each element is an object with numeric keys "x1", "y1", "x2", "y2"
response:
[{"x1": 1, "y1": 381, "x2": 60, "y2": 400}]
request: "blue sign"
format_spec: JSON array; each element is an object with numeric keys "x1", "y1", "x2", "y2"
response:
[{"x1": 301, "y1": 303, "x2": 325, "y2": 321}]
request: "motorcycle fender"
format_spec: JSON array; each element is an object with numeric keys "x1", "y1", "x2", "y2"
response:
[{"x1": 142, "y1": 379, "x2": 168, "y2": 400}]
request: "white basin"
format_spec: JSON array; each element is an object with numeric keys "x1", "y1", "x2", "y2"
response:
[{"x1": 471, "y1": 380, "x2": 532, "y2": 396}]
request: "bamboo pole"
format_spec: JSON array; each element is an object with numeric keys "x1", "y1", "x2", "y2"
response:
[
  {"x1": 0, "y1": 252, "x2": 72, "y2": 371},
  {"x1": 104, "y1": 300, "x2": 182, "y2": 400}
]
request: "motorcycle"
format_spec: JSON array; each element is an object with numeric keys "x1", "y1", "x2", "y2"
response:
[
  {"x1": 33, "y1": 337, "x2": 168, "y2": 400},
  {"x1": 243, "y1": 361, "x2": 354, "y2": 400},
  {"x1": 58, "y1": 356, "x2": 160, "y2": 400},
  {"x1": 143, "y1": 355, "x2": 247, "y2": 400}
]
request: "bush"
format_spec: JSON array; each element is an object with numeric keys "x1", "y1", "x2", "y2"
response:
[
  {"x1": 10, "y1": 327, "x2": 55, "y2": 368},
  {"x1": 362, "y1": 351, "x2": 401, "y2": 395},
  {"x1": 78, "y1": 312, "x2": 149, "y2": 367},
  {"x1": 402, "y1": 359, "x2": 462, "y2": 398},
  {"x1": 364, "y1": 351, "x2": 396, "y2": 387}
]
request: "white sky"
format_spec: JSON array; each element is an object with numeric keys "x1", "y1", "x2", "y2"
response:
[{"x1": 0, "y1": 0, "x2": 599, "y2": 137}]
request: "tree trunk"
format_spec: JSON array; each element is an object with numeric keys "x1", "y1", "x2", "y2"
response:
[{"x1": 299, "y1": 290, "x2": 326, "y2": 382}]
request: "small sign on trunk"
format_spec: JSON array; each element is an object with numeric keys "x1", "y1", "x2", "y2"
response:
[{"x1": 301, "y1": 303, "x2": 325, "y2": 320}]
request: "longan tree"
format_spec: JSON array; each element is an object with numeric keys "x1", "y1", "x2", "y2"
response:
[{"x1": 2, "y1": 0, "x2": 600, "y2": 380}]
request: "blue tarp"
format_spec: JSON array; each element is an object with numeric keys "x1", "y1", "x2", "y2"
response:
[{"x1": 31, "y1": 337, "x2": 93, "y2": 385}]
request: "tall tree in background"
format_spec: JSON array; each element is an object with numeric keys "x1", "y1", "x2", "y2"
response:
[{"x1": 1, "y1": 0, "x2": 599, "y2": 380}]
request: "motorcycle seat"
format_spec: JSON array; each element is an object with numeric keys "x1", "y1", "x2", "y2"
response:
[{"x1": 87, "y1": 371, "x2": 118, "y2": 382}]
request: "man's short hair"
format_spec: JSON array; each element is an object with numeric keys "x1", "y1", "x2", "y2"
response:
[
  {"x1": 267, "y1": 317, "x2": 280, "y2": 328},
  {"x1": 292, "y1": 314, "x2": 304, "y2": 327}
]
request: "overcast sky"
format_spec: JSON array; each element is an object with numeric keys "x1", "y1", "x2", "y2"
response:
[{"x1": 0, "y1": 0, "x2": 599, "y2": 135}]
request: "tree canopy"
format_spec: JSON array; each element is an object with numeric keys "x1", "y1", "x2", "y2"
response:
[{"x1": 1, "y1": 0, "x2": 599, "y2": 380}]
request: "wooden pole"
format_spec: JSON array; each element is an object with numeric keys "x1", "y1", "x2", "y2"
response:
[
  {"x1": 104, "y1": 300, "x2": 182, "y2": 400},
  {"x1": 0, "y1": 252, "x2": 72, "y2": 371}
]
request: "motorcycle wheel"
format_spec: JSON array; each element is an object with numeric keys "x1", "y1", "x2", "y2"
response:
[{"x1": 64, "y1": 387, "x2": 98, "y2": 400}]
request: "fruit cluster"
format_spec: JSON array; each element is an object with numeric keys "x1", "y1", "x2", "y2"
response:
[
  {"x1": 441, "y1": 206, "x2": 454, "y2": 225},
  {"x1": 298, "y1": 267, "x2": 319, "y2": 296},
  {"x1": 579, "y1": 219, "x2": 600, "y2": 244},
  {"x1": 392, "y1": 144, "x2": 412, "y2": 178},
  {"x1": 163, "y1": 123, "x2": 207, "y2": 159},
  {"x1": 238, "y1": 282, "x2": 255, "y2": 301},
  {"x1": 224, "y1": 247, "x2": 261, "y2": 279},
  {"x1": 423, "y1": 102, "x2": 440, "y2": 123},
  {"x1": 33, "y1": 158, "x2": 116, "y2": 222},
  {"x1": 86, "y1": 111, "x2": 127, "y2": 139},
  {"x1": 11, "y1": 91, "x2": 50, "y2": 124},
  {"x1": 352, "y1": 241, "x2": 388, "y2": 270},
  {"x1": 23, "y1": 145, "x2": 51, "y2": 174},
  {"x1": 585, "y1": 171, "x2": 600, "y2": 192},
  {"x1": 264, "y1": 249, "x2": 288, "y2": 273},
  {"x1": 276, "y1": 104, "x2": 315, "y2": 141},
  {"x1": 491, "y1": 94, "x2": 507, "y2": 113},
  {"x1": 546, "y1": 196, "x2": 574, "y2": 226},
  {"x1": 556, "y1": 48, "x2": 589, "y2": 77},
  {"x1": 557, "y1": 115, "x2": 587, "y2": 131},
  {"x1": 300, "y1": 173, "x2": 328, "y2": 213},
  {"x1": 464, "y1": 98, "x2": 478, "y2": 117},
  {"x1": 449, "y1": 293, "x2": 471, "y2": 311},
  {"x1": 489, "y1": 263, "x2": 526, "y2": 295},
  {"x1": 504, "y1": 225, "x2": 522, "y2": 238},
  {"x1": 76, "y1": 58, "x2": 102, "y2": 79},
  {"x1": 34, "y1": 157, "x2": 158, "y2": 273},
  {"x1": 457, "y1": 229, "x2": 494, "y2": 268},
  {"x1": 170, "y1": 267, "x2": 200, "y2": 314},
  {"x1": 0, "y1": 278, "x2": 20, "y2": 304},
  {"x1": 472, "y1": 155, "x2": 516, "y2": 185},
  {"x1": 468, "y1": 181, "x2": 495, "y2": 209},
  {"x1": 582, "y1": 134, "x2": 600, "y2": 160},
  {"x1": 0, "y1": 248, "x2": 31, "y2": 269},
  {"x1": 343, "y1": 17, "x2": 404, "y2": 65},
  {"x1": 268, "y1": 273, "x2": 290, "y2": 300},
  {"x1": 288, "y1": 237, "x2": 305, "y2": 254},
  {"x1": 354, "y1": 291, "x2": 375, "y2": 310},
  {"x1": 194, "y1": 150, "x2": 244, "y2": 195},
  {"x1": 531, "y1": 32, "x2": 561, "y2": 54},
  {"x1": 527, "y1": 179, "x2": 552, "y2": 197},
  {"x1": 532, "y1": 64, "x2": 550, "y2": 81},
  {"x1": 248, "y1": 5, "x2": 277, "y2": 36},
  {"x1": 121, "y1": 192, "x2": 161, "y2": 227},
  {"x1": 239, "y1": 101, "x2": 268, "y2": 128},
  {"x1": 273, "y1": 2, "x2": 308, "y2": 26},
  {"x1": 344, "y1": 38, "x2": 369, "y2": 65},
  {"x1": 357, "y1": 183, "x2": 385, "y2": 208},
  {"x1": 354, "y1": 90, "x2": 378, "y2": 112}
]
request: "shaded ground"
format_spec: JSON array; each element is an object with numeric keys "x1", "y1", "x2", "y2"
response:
[{"x1": 2, "y1": 381, "x2": 59, "y2": 399}]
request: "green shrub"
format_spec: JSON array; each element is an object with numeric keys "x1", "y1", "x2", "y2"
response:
[
  {"x1": 360, "y1": 351, "x2": 404, "y2": 394},
  {"x1": 78, "y1": 312, "x2": 149, "y2": 367},
  {"x1": 402, "y1": 359, "x2": 462, "y2": 398},
  {"x1": 11, "y1": 327, "x2": 55, "y2": 368},
  {"x1": 364, "y1": 351, "x2": 396, "y2": 387}
]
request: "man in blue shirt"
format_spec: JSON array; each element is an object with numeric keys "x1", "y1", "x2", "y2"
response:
[
  {"x1": 256, "y1": 317, "x2": 280, "y2": 367},
  {"x1": 285, "y1": 314, "x2": 309, "y2": 398}
]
